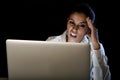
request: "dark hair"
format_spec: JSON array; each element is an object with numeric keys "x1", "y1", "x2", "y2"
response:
[{"x1": 68, "y1": 3, "x2": 95, "y2": 23}]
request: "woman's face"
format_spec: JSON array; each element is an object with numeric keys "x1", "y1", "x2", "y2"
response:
[{"x1": 67, "y1": 12, "x2": 88, "y2": 42}]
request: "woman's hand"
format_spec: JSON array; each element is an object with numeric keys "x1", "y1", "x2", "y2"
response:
[{"x1": 86, "y1": 17, "x2": 100, "y2": 50}]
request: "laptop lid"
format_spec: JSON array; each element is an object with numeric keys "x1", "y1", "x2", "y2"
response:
[{"x1": 6, "y1": 39, "x2": 90, "y2": 80}]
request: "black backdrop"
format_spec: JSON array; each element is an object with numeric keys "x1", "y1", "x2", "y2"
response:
[{"x1": 0, "y1": 0, "x2": 117, "y2": 79}]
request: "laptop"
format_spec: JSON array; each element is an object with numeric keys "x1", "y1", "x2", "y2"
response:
[{"x1": 6, "y1": 39, "x2": 90, "y2": 80}]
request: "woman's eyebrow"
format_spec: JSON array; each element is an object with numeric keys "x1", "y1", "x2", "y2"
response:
[
  {"x1": 68, "y1": 18, "x2": 74, "y2": 21},
  {"x1": 80, "y1": 21, "x2": 87, "y2": 24}
]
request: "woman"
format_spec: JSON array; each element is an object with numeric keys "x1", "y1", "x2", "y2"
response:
[{"x1": 46, "y1": 3, "x2": 111, "y2": 80}]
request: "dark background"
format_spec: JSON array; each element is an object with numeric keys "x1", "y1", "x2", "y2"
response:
[{"x1": 1, "y1": 0, "x2": 117, "y2": 79}]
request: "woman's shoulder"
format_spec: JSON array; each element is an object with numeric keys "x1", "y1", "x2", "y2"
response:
[
  {"x1": 46, "y1": 36, "x2": 57, "y2": 41},
  {"x1": 46, "y1": 31, "x2": 67, "y2": 42},
  {"x1": 46, "y1": 35, "x2": 63, "y2": 42}
]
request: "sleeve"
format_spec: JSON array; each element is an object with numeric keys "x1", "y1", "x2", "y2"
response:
[{"x1": 91, "y1": 43, "x2": 111, "y2": 80}]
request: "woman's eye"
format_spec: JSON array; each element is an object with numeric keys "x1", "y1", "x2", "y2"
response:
[
  {"x1": 79, "y1": 23, "x2": 87, "y2": 27},
  {"x1": 79, "y1": 24, "x2": 86, "y2": 27},
  {"x1": 69, "y1": 21, "x2": 75, "y2": 25}
]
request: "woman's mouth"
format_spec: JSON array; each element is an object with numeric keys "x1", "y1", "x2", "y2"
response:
[{"x1": 70, "y1": 32, "x2": 77, "y2": 38}]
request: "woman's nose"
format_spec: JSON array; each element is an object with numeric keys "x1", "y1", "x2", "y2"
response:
[
  {"x1": 73, "y1": 25, "x2": 79, "y2": 30},
  {"x1": 72, "y1": 25, "x2": 79, "y2": 32}
]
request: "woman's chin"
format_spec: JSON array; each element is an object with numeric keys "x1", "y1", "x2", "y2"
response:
[{"x1": 68, "y1": 39, "x2": 79, "y2": 43}]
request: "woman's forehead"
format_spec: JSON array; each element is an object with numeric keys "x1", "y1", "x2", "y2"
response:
[
  {"x1": 69, "y1": 12, "x2": 87, "y2": 18},
  {"x1": 68, "y1": 12, "x2": 87, "y2": 22}
]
